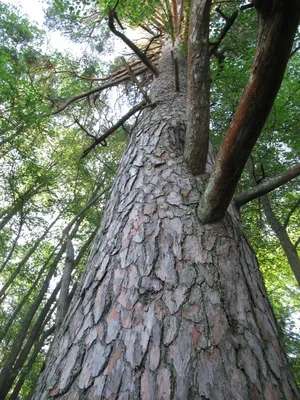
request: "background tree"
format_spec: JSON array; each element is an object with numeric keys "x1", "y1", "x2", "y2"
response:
[{"x1": 0, "y1": 3, "x2": 125, "y2": 398}]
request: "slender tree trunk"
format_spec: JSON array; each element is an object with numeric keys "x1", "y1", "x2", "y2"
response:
[
  {"x1": 9, "y1": 326, "x2": 56, "y2": 400},
  {"x1": 0, "y1": 214, "x2": 24, "y2": 273},
  {"x1": 0, "y1": 244, "x2": 60, "y2": 344},
  {"x1": 0, "y1": 278, "x2": 59, "y2": 398},
  {"x1": 0, "y1": 220, "x2": 82, "y2": 395},
  {"x1": 0, "y1": 202, "x2": 23, "y2": 231},
  {"x1": 0, "y1": 286, "x2": 59, "y2": 400},
  {"x1": 0, "y1": 225, "x2": 96, "y2": 397},
  {"x1": 261, "y1": 195, "x2": 300, "y2": 287},
  {"x1": 0, "y1": 214, "x2": 60, "y2": 303},
  {"x1": 0, "y1": 183, "x2": 43, "y2": 231},
  {"x1": 33, "y1": 44, "x2": 298, "y2": 399},
  {"x1": 56, "y1": 234, "x2": 75, "y2": 328},
  {"x1": 56, "y1": 227, "x2": 98, "y2": 328}
]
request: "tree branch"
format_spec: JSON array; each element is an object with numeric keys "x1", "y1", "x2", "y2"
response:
[
  {"x1": 82, "y1": 101, "x2": 151, "y2": 158},
  {"x1": 73, "y1": 117, "x2": 96, "y2": 139},
  {"x1": 108, "y1": 10, "x2": 159, "y2": 77},
  {"x1": 184, "y1": 0, "x2": 211, "y2": 175},
  {"x1": 283, "y1": 197, "x2": 300, "y2": 229},
  {"x1": 209, "y1": 8, "x2": 238, "y2": 57},
  {"x1": 50, "y1": 54, "x2": 159, "y2": 85},
  {"x1": 63, "y1": 185, "x2": 110, "y2": 235},
  {"x1": 240, "y1": 2, "x2": 254, "y2": 11},
  {"x1": 234, "y1": 164, "x2": 300, "y2": 207},
  {"x1": 51, "y1": 65, "x2": 150, "y2": 115},
  {"x1": 121, "y1": 57, "x2": 152, "y2": 103},
  {"x1": 290, "y1": 44, "x2": 300, "y2": 59},
  {"x1": 198, "y1": 0, "x2": 300, "y2": 223},
  {"x1": 143, "y1": 31, "x2": 162, "y2": 55}
]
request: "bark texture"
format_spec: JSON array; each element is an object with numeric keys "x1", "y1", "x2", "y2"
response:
[
  {"x1": 33, "y1": 45, "x2": 298, "y2": 400},
  {"x1": 184, "y1": 0, "x2": 210, "y2": 175}
]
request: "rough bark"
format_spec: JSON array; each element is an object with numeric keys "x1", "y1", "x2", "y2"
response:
[
  {"x1": 198, "y1": 0, "x2": 300, "y2": 223},
  {"x1": 261, "y1": 195, "x2": 300, "y2": 287},
  {"x1": 33, "y1": 44, "x2": 298, "y2": 400}
]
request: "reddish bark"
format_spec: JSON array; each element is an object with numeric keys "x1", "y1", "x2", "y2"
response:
[{"x1": 198, "y1": 0, "x2": 300, "y2": 223}]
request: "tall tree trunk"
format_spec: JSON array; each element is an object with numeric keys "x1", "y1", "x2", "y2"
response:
[
  {"x1": 0, "y1": 220, "x2": 82, "y2": 395},
  {"x1": 0, "y1": 182, "x2": 44, "y2": 231},
  {"x1": 33, "y1": 44, "x2": 298, "y2": 399},
  {"x1": 55, "y1": 234, "x2": 75, "y2": 328},
  {"x1": 0, "y1": 244, "x2": 60, "y2": 344},
  {"x1": 56, "y1": 227, "x2": 98, "y2": 329},
  {"x1": 0, "y1": 286, "x2": 59, "y2": 400},
  {"x1": 0, "y1": 214, "x2": 60, "y2": 303},
  {"x1": 9, "y1": 325, "x2": 56, "y2": 400},
  {"x1": 261, "y1": 195, "x2": 300, "y2": 287},
  {"x1": 0, "y1": 214, "x2": 24, "y2": 273}
]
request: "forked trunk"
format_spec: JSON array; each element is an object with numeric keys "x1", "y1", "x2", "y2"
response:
[{"x1": 33, "y1": 44, "x2": 298, "y2": 400}]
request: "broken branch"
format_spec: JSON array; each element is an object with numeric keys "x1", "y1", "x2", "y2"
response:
[
  {"x1": 73, "y1": 117, "x2": 96, "y2": 139},
  {"x1": 121, "y1": 57, "x2": 152, "y2": 103},
  {"x1": 82, "y1": 101, "x2": 150, "y2": 158},
  {"x1": 108, "y1": 10, "x2": 159, "y2": 77}
]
